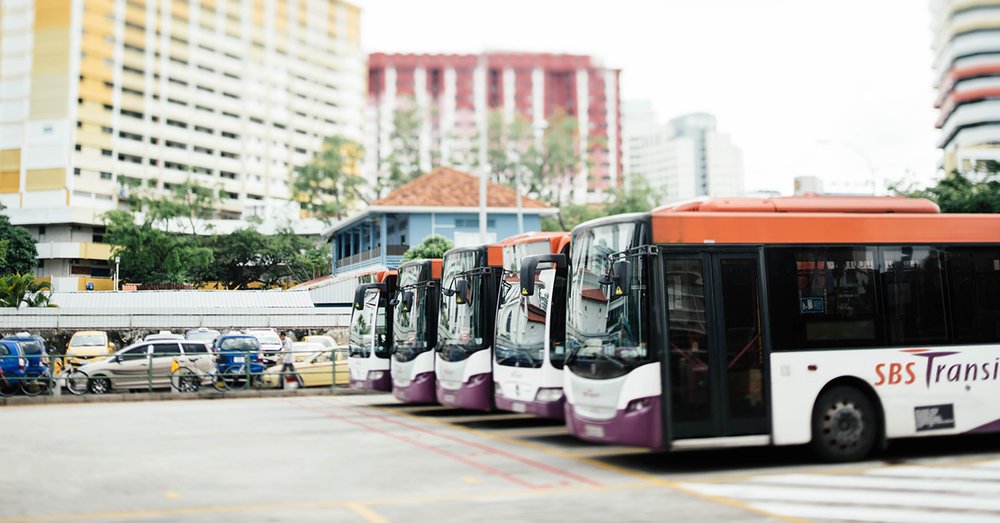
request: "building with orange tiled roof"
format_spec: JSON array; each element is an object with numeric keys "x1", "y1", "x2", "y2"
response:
[{"x1": 323, "y1": 167, "x2": 556, "y2": 275}]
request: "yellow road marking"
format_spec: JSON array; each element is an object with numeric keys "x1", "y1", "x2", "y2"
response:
[
  {"x1": 162, "y1": 490, "x2": 181, "y2": 500},
  {"x1": 345, "y1": 502, "x2": 391, "y2": 523},
  {"x1": 355, "y1": 399, "x2": 809, "y2": 523},
  {"x1": 0, "y1": 482, "x2": 654, "y2": 523},
  {"x1": 463, "y1": 475, "x2": 483, "y2": 484}
]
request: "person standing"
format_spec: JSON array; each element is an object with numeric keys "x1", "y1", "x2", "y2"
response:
[{"x1": 279, "y1": 332, "x2": 302, "y2": 388}]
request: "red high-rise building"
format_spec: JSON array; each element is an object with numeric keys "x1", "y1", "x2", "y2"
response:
[{"x1": 365, "y1": 52, "x2": 621, "y2": 203}]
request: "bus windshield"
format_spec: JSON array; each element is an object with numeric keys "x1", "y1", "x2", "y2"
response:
[
  {"x1": 349, "y1": 288, "x2": 380, "y2": 358},
  {"x1": 393, "y1": 265, "x2": 432, "y2": 363},
  {"x1": 438, "y1": 250, "x2": 486, "y2": 362},
  {"x1": 496, "y1": 241, "x2": 560, "y2": 368},
  {"x1": 566, "y1": 220, "x2": 651, "y2": 379}
]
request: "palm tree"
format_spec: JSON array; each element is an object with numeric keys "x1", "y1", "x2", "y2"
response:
[{"x1": 0, "y1": 274, "x2": 53, "y2": 308}]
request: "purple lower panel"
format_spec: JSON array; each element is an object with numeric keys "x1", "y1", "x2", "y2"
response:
[
  {"x1": 967, "y1": 417, "x2": 1000, "y2": 433},
  {"x1": 565, "y1": 396, "x2": 663, "y2": 449},
  {"x1": 495, "y1": 394, "x2": 565, "y2": 420},
  {"x1": 393, "y1": 372, "x2": 437, "y2": 404},
  {"x1": 436, "y1": 373, "x2": 494, "y2": 411},
  {"x1": 350, "y1": 371, "x2": 392, "y2": 392}
]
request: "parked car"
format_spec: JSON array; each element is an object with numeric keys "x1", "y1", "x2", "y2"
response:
[
  {"x1": 303, "y1": 335, "x2": 339, "y2": 352},
  {"x1": 2, "y1": 333, "x2": 51, "y2": 395},
  {"x1": 64, "y1": 331, "x2": 114, "y2": 368},
  {"x1": 214, "y1": 334, "x2": 266, "y2": 387},
  {"x1": 185, "y1": 328, "x2": 221, "y2": 344},
  {"x1": 0, "y1": 340, "x2": 27, "y2": 395},
  {"x1": 144, "y1": 331, "x2": 184, "y2": 342},
  {"x1": 262, "y1": 342, "x2": 348, "y2": 389},
  {"x1": 69, "y1": 340, "x2": 215, "y2": 394},
  {"x1": 245, "y1": 328, "x2": 282, "y2": 365}
]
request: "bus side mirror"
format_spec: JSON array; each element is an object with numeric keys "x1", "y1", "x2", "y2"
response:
[
  {"x1": 520, "y1": 254, "x2": 567, "y2": 296},
  {"x1": 454, "y1": 279, "x2": 470, "y2": 305},
  {"x1": 612, "y1": 260, "x2": 630, "y2": 297},
  {"x1": 353, "y1": 286, "x2": 367, "y2": 310}
]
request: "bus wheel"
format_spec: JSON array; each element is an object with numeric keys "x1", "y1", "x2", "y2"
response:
[{"x1": 811, "y1": 385, "x2": 877, "y2": 462}]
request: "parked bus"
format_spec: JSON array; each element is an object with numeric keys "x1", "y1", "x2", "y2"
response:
[
  {"x1": 435, "y1": 242, "x2": 506, "y2": 411},
  {"x1": 562, "y1": 196, "x2": 1000, "y2": 462},
  {"x1": 494, "y1": 233, "x2": 571, "y2": 418},
  {"x1": 390, "y1": 258, "x2": 443, "y2": 403},
  {"x1": 348, "y1": 270, "x2": 397, "y2": 391}
]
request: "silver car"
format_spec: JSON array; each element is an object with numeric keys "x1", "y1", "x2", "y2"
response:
[{"x1": 70, "y1": 340, "x2": 215, "y2": 394}]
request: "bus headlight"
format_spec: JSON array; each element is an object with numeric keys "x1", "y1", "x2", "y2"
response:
[
  {"x1": 535, "y1": 388, "x2": 563, "y2": 403},
  {"x1": 368, "y1": 371, "x2": 385, "y2": 381},
  {"x1": 625, "y1": 398, "x2": 652, "y2": 413}
]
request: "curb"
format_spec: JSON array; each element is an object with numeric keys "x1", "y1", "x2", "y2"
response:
[{"x1": 0, "y1": 387, "x2": 381, "y2": 407}]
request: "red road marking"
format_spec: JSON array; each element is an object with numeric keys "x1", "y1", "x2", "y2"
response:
[
  {"x1": 290, "y1": 400, "x2": 542, "y2": 489},
  {"x1": 342, "y1": 402, "x2": 603, "y2": 487}
]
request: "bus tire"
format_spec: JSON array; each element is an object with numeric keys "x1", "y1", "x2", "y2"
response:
[{"x1": 810, "y1": 385, "x2": 877, "y2": 462}]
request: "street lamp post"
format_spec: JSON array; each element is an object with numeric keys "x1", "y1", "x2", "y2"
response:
[{"x1": 113, "y1": 255, "x2": 120, "y2": 291}]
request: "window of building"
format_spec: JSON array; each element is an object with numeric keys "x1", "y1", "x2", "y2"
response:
[{"x1": 100, "y1": 172, "x2": 112, "y2": 180}]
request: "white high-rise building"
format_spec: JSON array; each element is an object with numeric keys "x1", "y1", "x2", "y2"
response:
[
  {"x1": 0, "y1": 0, "x2": 365, "y2": 291},
  {"x1": 623, "y1": 105, "x2": 744, "y2": 201},
  {"x1": 931, "y1": 0, "x2": 1000, "y2": 173}
]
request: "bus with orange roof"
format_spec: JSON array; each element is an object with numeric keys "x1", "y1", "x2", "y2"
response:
[
  {"x1": 348, "y1": 269, "x2": 397, "y2": 391},
  {"x1": 390, "y1": 258, "x2": 443, "y2": 403},
  {"x1": 494, "y1": 232, "x2": 571, "y2": 418},
  {"x1": 562, "y1": 195, "x2": 1000, "y2": 461}
]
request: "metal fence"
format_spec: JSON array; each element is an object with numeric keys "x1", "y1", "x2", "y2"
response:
[{"x1": 0, "y1": 349, "x2": 351, "y2": 398}]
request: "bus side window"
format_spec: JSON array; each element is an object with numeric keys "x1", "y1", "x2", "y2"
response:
[
  {"x1": 881, "y1": 246, "x2": 948, "y2": 346},
  {"x1": 947, "y1": 247, "x2": 1000, "y2": 344}
]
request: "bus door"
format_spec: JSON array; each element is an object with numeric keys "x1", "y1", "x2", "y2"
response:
[{"x1": 662, "y1": 250, "x2": 769, "y2": 440}]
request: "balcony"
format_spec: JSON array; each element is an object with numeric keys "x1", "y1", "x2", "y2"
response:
[{"x1": 334, "y1": 245, "x2": 407, "y2": 271}]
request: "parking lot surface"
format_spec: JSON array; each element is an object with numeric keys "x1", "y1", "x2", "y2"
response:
[{"x1": 2, "y1": 395, "x2": 1000, "y2": 523}]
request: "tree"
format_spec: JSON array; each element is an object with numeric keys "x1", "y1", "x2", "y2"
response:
[
  {"x1": 0, "y1": 274, "x2": 53, "y2": 308},
  {"x1": 292, "y1": 135, "x2": 366, "y2": 222},
  {"x1": 542, "y1": 174, "x2": 661, "y2": 232},
  {"x1": 402, "y1": 235, "x2": 453, "y2": 261},
  {"x1": 525, "y1": 108, "x2": 583, "y2": 205},
  {"x1": 891, "y1": 165, "x2": 1000, "y2": 213},
  {"x1": 124, "y1": 177, "x2": 221, "y2": 234},
  {"x1": 0, "y1": 204, "x2": 38, "y2": 276},
  {"x1": 383, "y1": 100, "x2": 423, "y2": 196},
  {"x1": 103, "y1": 210, "x2": 215, "y2": 286}
]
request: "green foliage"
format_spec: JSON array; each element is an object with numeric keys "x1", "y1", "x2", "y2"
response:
[
  {"x1": 383, "y1": 101, "x2": 424, "y2": 196},
  {"x1": 292, "y1": 135, "x2": 366, "y2": 222},
  {"x1": 891, "y1": 166, "x2": 1000, "y2": 213},
  {"x1": 0, "y1": 204, "x2": 38, "y2": 276},
  {"x1": 542, "y1": 175, "x2": 661, "y2": 232},
  {"x1": 122, "y1": 177, "x2": 221, "y2": 234},
  {"x1": 402, "y1": 235, "x2": 453, "y2": 261},
  {"x1": 0, "y1": 274, "x2": 52, "y2": 308},
  {"x1": 104, "y1": 210, "x2": 215, "y2": 286}
]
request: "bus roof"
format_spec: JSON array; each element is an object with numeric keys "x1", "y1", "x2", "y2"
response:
[
  {"x1": 377, "y1": 270, "x2": 397, "y2": 283},
  {"x1": 497, "y1": 231, "x2": 570, "y2": 253},
  {"x1": 652, "y1": 195, "x2": 941, "y2": 215},
  {"x1": 652, "y1": 211, "x2": 1000, "y2": 245},
  {"x1": 397, "y1": 258, "x2": 443, "y2": 280}
]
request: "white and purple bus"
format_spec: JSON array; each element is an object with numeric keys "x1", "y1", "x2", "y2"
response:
[
  {"x1": 390, "y1": 258, "x2": 442, "y2": 403},
  {"x1": 435, "y1": 243, "x2": 504, "y2": 411},
  {"x1": 347, "y1": 270, "x2": 396, "y2": 392},
  {"x1": 494, "y1": 233, "x2": 571, "y2": 418},
  {"x1": 563, "y1": 196, "x2": 1000, "y2": 461}
]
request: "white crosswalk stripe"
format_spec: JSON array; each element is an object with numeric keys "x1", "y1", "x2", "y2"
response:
[{"x1": 679, "y1": 463, "x2": 1000, "y2": 522}]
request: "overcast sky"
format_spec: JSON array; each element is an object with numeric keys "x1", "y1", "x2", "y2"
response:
[{"x1": 354, "y1": 0, "x2": 940, "y2": 195}]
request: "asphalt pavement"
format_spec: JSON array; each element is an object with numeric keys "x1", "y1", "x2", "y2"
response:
[{"x1": 1, "y1": 395, "x2": 999, "y2": 523}]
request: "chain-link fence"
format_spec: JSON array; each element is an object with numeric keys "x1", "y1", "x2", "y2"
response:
[{"x1": 0, "y1": 348, "x2": 350, "y2": 398}]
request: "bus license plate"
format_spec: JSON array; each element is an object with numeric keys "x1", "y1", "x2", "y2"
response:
[
  {"x1": 584, "y1": 425, "x2": 605, "y2": 439},
  {"x1": 234, "y1": 356, "x2": 245, "y2": 363},
  {"x1": 511, "y1": 402, "x2": 527, "y2": 413},
  {"x1": 443, "y1": 394, "x2": 455, "y2": 403}
]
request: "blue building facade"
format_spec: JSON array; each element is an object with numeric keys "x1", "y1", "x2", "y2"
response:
[{"x1": 328, "y1": 211, "x2": 544, "y2": 275}]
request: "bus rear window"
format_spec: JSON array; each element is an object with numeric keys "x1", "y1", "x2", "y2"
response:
[{"x1": 767, "y1": 247, "x2": 881, "y2": 350}]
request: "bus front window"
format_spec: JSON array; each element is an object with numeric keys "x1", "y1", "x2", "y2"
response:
[
  {"x1": 349, "y1": 289, "x2": 379, "y2": 358},
  {"x1": 566, "y1": 220, "x2": 651, "y2": 379},
  {"x1": 495, "y1": 268, "x2": 553, "y2": 369},
  {"x1": 393, "y1": 266, "x2": 431, "y2": 363},
  {"x1": 438, "y1": 251, "x2": 486, "y2": 362}
]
